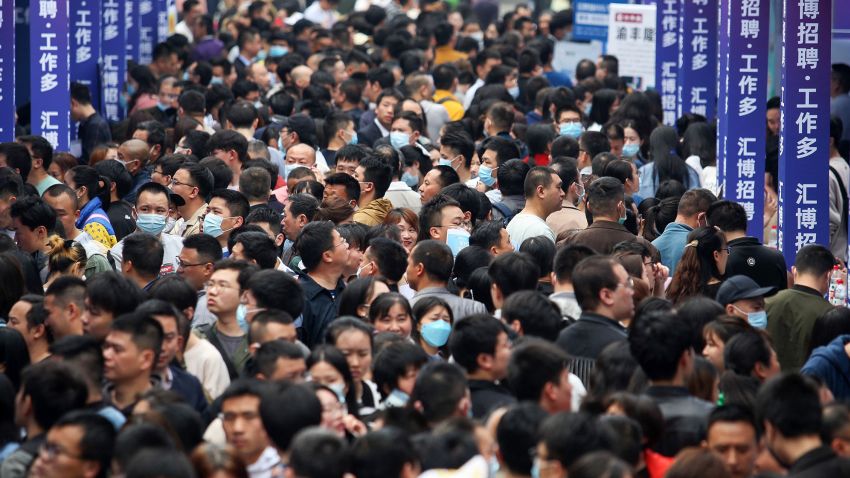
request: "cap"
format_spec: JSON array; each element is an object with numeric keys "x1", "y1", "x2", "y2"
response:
[
  {"x1": 280, "y1": 114, "x2": 316, "y2": 146},
  {"x1": 715, "y1": 275, "x2": 776, "y2": 306}
]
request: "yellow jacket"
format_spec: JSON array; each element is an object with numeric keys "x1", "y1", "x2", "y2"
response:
[
  {"x1": 353, "y1": 198, "x2": 394, "y2": 227},
  {"x1": 433, "y1": 90, "x2": 464, "y2": 121}
]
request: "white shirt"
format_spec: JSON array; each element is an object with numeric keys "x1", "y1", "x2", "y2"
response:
[
  {"x1": 185, "y1": 333, "x2": 231, "y2": 401},
  {"x1": 463, "y1": 78, "x2": 485, "y2": 110},
  {"x1": 374, "y1": 117, "x2": 389, "y2": 137},
  {"x1": 110, "y1": 232, "x2": 184, "y2": 275},
  {"x1": 385, "y1": 181, "x2": 422, "y2": 213},
  {"x1": 304, "y1": 1, "x2": 338, "y2": 29},
  {"x1": 506, "y1": 212, "x2": 556, "y2": 248}
]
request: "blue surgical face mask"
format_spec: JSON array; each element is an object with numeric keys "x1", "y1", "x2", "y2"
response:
[
  {"x1": 157, "y1": 101, "x2": 170, "y2": 112},
  {"x1": 203, "y1": 213, "x2": 226, "y2": 238},
  {"x1": 136, "y1": 213, "x2": 167, "y2": 235},
  {"x1": 182, "y1": 71, "x2": 190, "y2": 81},
  {"x1": 438, "y1": 157, "x2": 455, "y2": 168},
  {"x1": 559, "y1": 122, "x2": 583, "y2": 138},
  {"x1": 735, "y1": 306, "x2": 768, "y2": 329},
  {"x1": 256, "y1": 49, "x2": 268, "y2": 61},
  {"x1": 508, "y1": 85, "x2": 520, "y2": 99},
  {"x1": 390, "y1": 131, "x2": 410, "y2": 149},
  {"x1": 618, "y1": 203, "x2": 627, "y2": 225},
  {"x1": 349, "y1": 131, "x2": 358, "y2": 145},
  {"x1": 284, "y1": 164, "x2": 304, "y2": 180},
  {"x1": 421, "y1": 320, "x2": 452, "y2": 347},
  {"x1": 236, "y1": 304, "x2": 249, "y2": 331},
  {"x1": 401, "y1": 172, "x2": 419, "y2": 188},
  {"x1": 328, "y1": 383, "x2": 346, "y2": 403},
  {"x1": 583, "y1": 102, "x2": 592, "y2": 116},
  {"x1": 531, "y1": 459, "x2": 541, "y2": 478},
  {"x1": 489, "y1": 457, "x2": 500, "y2": 477},
  {"x1": 254, "y1": 100, "x2": 263, "y2": 110},
  {"x1": 210, "y1": 76, "x2": 224, "y2": 85},
  {"x1": 269, "y1": 45, "x2": 288, "y2": 58},
  {"x1": 387, "y1": 389, "x2": 410, "y2": 407},
  {"x1": 622, "y1": 143, "x2": 640, "y2": 157},
  {"x1": 127, "y1": 83, "x2": 137, "y2": 96},
  {"x1": 478, "y1": 164, "x2": 497, "y2": 187}
]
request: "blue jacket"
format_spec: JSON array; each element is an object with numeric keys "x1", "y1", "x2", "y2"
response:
[
  {"x1": 652, "y1": 222, "x2": 694, "y2": 275},
  {"x1": 637, "y1": 162, "x2": 701, "y2": 200},
  {"x1": 801, "y1": 335, "x2": 850, "y2": 400}
]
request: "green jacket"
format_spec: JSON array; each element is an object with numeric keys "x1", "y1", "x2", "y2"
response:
[
  {"x1": 196, "y1": 323, "x2": 249, "y2": 380},
  {"x1": 766, "y1": 285, "x2": 832, "y2": 371}
]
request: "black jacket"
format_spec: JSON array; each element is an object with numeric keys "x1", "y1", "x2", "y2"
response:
[
  {"x1": 357, "y1": 121, "x2": 384, "y2": 148},
  {"x1": 725, "y1": 236, "x2": 788, "y2": 292},
  {"x1": 788, "y1": 446, "x2": 850, "y2": 477},
  {"x1": 556, "y1": 312, "x2": 628, "y2": 360},
  {"x1": 468, "y1": 379, "x2": 516, "y2": 419},
  {"x1": 645, "y1": 386, "x2": 714, "y2": 457}
]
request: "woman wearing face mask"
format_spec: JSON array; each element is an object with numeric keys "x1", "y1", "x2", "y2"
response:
[
  {"x1": 637, "y1": 126, "x2": 701, "y2": 200},
  {"x1": 411, "y1": 297, "x2": 455, "y2": 360},
  {"x1": 603, "y1": 159, "x2": 642, "y2": 205},
  {"x1": 126, "y1": 65, "x2": 158, "y2": 114},
  {"x1": 666, "y1": 226, "x2": 730, "y2": 304},
  {"x1": 65, "y1": 166, "x2": 118, "y2": 249},
  {"x1": 336, "y1": 276, "x2": 391, "y2": 319},
  {"x1": 619, "y1": 119, "x2": 647, "y2": 167},
  {"x1": 325, "y1": 318, "x2": 381, "y2": 416},
  {"x1": 307, "y1": 345, "x2": 361, "y2": 418},
  {"x1": 368, "y1": 293, "x2": 414, "y2": 339}
]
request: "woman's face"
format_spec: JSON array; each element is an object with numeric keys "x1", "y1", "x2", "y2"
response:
[
  {"x1": 316, "y1": 388, "x2": 346, "y2": 438},
  {"x1": 309, "y1": 361, "x2": 346, "y2": 391},
  {"x1": 418, "y1": 305, "x2": 452, "y2": 332},
  {"x1": 397, "y1": 218, "x2": 418, "y2": 252},
  {"x1": 47, "y1": 162, "x2": 64, "y2": 180},
  {"x1": 335, "y1": 330, "x2": 372, "y2": 383},
  {"x1": 702, "y1": 331, "x2": 724, "y2": 371},
  {"x1": 714, "y1": 243, "x2": 730, "y2": 276},
  {"x1": 375, "y1": 302, "x2": 413, "y2": 338},
  {"x1": 624, "y1": 127, "x2": 642, "y2": 146}
]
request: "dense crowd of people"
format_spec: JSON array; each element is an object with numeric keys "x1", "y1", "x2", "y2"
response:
[{"x1": 3, "y1": 0, "x2": 850, "y2": 477}]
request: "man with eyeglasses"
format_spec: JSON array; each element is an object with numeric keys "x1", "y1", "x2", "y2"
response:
[
  {"x1": 296, "y1": 221, "x2": 349, "y2": 349},
  {"x1": 177, "y1": 233, "x2": 223, "y2": 329},
  {"x1": 171, "y1": 163, "x2": 214, "y2": 238},
  {"x1": 556, "y1": 256, "x2": 633, "y2": 360},
  {"x1": 197, "y1": 259, "x2": 258, "y2": 380},
  {"x1": 28, "y1": 411, "x2": 116, "y2": 478}
]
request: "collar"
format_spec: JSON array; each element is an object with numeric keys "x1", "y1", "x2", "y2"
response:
[
  {"x1": 587, "y1": 220, "x2": 629, "y2": 232},
  {"x1": 727, "y1": 236, "x2": 760, "y2": 245},
  {"x1": 792, "y1": 284, "x2": 824, "y2": 297},
  {"x1": 374, "y1": 117, "x2": 389, "y2": 136},
  {"x1": 300, "y1": 273, "x2": 345, "y2": 299},
  {"x1": 248, "y1": 447, "x2": 282, "y2": 473},
  {"x1": 645, "y1": 385, "x2": 691, "y2": 397},
  {"x1": 388, "y1": 181, "x2": 413, "y2": 191},
  {"x1": 579, "y1": 311, "x2": 627, "y2": 330},
  {"x1": 414, "y1": 286, "x2": 451, "y2": 296},
  {"x1": 238, "y1": 55, "x2": 253, "y2": 65},
  {"x1": 789, "y1": 446, "x2": 839, "y2": 473}
]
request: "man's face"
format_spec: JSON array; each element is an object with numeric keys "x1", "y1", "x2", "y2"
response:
[
  {"x1": 477, "y1": 58, "x2": 502, "y2": 80},
  {"x1": 728, "y1": 297, "x2": 765, "y2": 321},
  {"x1": 7, "y1": 300, "x2": 34, "y2": 343},
  {"x1": 207, "y1": 269, "x2": 241, "y2": 316},
  {"x1": 135, "y1": 190, "x2": 169, "y2": 223},
  {"x1": 158, "y1": 83, "x2": 181, "y2": 109},
  {"x1": 323, "y1": 184, "x2": 353, "y2": 206},
  {"x1": 419, "y1": 169, "x2": 443, "y2": 204},
  {"x1": 221, "y1": 395, "x2": 271, "y2": 461},
  {"x1": 45, "y1": 192, "x2": 79, "y2": 237},
  {"x1": 609, "y1": 264, "x2": 635, "y2": 321},
  {"x1": 248, "y1": 63, "x2": 270, "y2": 91},
  {"x1": 766, "y1": 108, "x2": 780, "y2": 136},
  {"x1": 335, "y1": 159, "x2": 358, "y2": 177},
  {"x1": 254, "y1": 322, "x2": 298, "y2": 345},
  {"x1": 152, "y1": 315, "x2": 181, "y2": 372},
  {"x1": 177, "y1": 247, "x2": 212, "y2": 291},
  {"x1": 548, "y1": 368, "x2": 573, "y2": 413},
  {"x1": 12, "y1": 217, "x2": 44, "y2": 254},
  {"x1": 706, "y1": 421, "x2": 759, "y2": 478},
  {"x1": 282, "y1": 201, "x2": 302, "y2": 241},
  {"x1": 481, "y1": 148, "x2": 499, "y2": 170},
  {"x1": 117, "y1": 144, "x2": 141, "y2": 175},
  {"x1": 207, "y1": 198, "x2": 239, "y2": 236},
  {"x1": 391, "y1": 118, "x2": 414, "y2": 136},
  {"x1": 170, "y1": 168, "x2": 199, "y2": 204},
  {"x1": 542, "y1": 173, "x2": 565, "y2": 214},
  {"x1": 431, "y1": 206, "x2": 464, "y2": 242},
  {"x1": 355, "y1": 165, "x2": 372, "y2": 198},
  {"x1": 81, "y1": 298, "x2": 113, "y2": 341},
  {"x1": 286, "y1": 146, "x2": 315, "y2": 167},
  {"x1": 491, "y1": 331, "x2": 512, "y2": 380},
  {"x1": 329, "y1": 229, "x2": 350, "y2": 266},
  {"x1": 44, "y1": 294, "x2": 79, "y2": 340},
  {"x1": 266, "y1": 357, "x2": 307, "y2": 382},
  {"x1": 29, "y1": 424, "x2": 99, "y2": 478},
  {"x1": 493, "y1": 228, "x2": 514, "y2": 255},
  {"x1": 375, "y1": 96, "x2": 398, "y2": 128},
  {"x1": 103, "y1": 330, "x2": 150, "y2": 382}
]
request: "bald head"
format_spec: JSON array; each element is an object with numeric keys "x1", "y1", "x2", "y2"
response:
[
  {"x1": 291, "y1": 66, "x2": 313, "y2": 89},
  {"x1": 119, "y1": 139, "x2": 151, "y2": 171},
  {"x1": 287, "y1": 143, "x2": 316, "y2": 167}
]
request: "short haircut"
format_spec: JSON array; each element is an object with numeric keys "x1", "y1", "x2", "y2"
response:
[
  {"x1": 147, "y1": 275, "x2": 198, "y2": 313},
  {"x1": 239, "y1": 167, "x2": 272, "y2": 202},
  {"x1": 579, "y1": 131, "x2": 611, "y2": 158},
  {"x1": 111, "y1": 313, "x2": 165, "y2": 365},
  {"x1": 432, "y1": 63, "x2": 459, "y2": 91},
  {"x1": 629, "y1": 310, "x2": 692, "y2": 381},
  {"x1": 123, "y1": 232, "x2": 165, "y2": 278},
  {"x1": 136, "y1": 121, "x2": 167, "y2": 154},
  {"x1": 449, "y1": 314, "x2": 507, "y2": 374},
  {"x1": 209, "y1": 188, "x2": 250, "y2": 220},
  {"x1": 488, "y1": 251, "x2": 540, "y2": 298},
  {"x1": 572, "y1": 256, "x2": 619, "y2": 311},
  {"x1": 822, "y1": 402, "x2": 850, "y2": 445},
  {"x1": 246, "y1": 206, "x2": 282, "y2": 235},
  {"x1": 497, "y1": 159, "x2": 530, "y2": 197},
  {"x1": 49, "y1": 335, "x2": 105, "y2": 386},
  {"x1": 260, "y1": 382, "x2": 323, "y2": 451},
  {"x1": 0, "y1": 142, "x2": 33, "y2": 180},
  {"x1": 71, "y1": 82, "x2": 93, "y2": 104},
  {"x1": 794, "y1": 244, "x2": 835, "y2": 276},
  {"x1": 482, "y1": 136, "x2": 521, "y2": 164},
  {"x1": 350, "y1": 428, "x2": 418, "y2": 478},
  {"x1": 297, "y1": 220, "x2": 336, "y2": 272},
  {"x1": 208, "y1": 130, "x2": 249, "y2": 164},
  {"x1": 18, "y1": 135, "x2": 53, "y2": 169},
  {"x1": 508, "y1": 338, "x2": 570, "y2": 402},
  {"x1": 470, "y1": 220, "x2": 505, "y2": 251},
  {"x1": 86, "y1": 272, "x2": 146, "y2": 316},
  {"x1": 182, "y1": 233, "x2": 224, "y2": 263},
  {"x1": 497, "y1": 403, "x2": 549, "y2": 474},
  {"x1": 756, "y1": 373, "x2": 822, "y2": 437},
  {"x1": 432, "y1": 165, "x2": 461, "y2": 189},
  {"x1": 247, "y1": 270, "x2": 304, "y2": 318},
  {"x1": 289, "y1": 428, "x2": 349, "y2": 478},
  {"x1": 540, "y1": 412, "x2": 612, "y2": 468},
  {"x1": 708, "y1": 404, "x2": 759, "y2": 439},
  {"x1": 586, "y1": 177, "x2": 624, "y2": 218},
  {"x1": 367, "y1": 237, "x2": 407, "y2": 283},
  {"x1": 395, "y1": 110, "x2": 425, "y2": 135},
  {"x1": 553, "y1": 244, "x2": 596, "y2": 284},
  {"x1": 94, "y1": 160, "x2": 133, "y2": 198},
  {"x1": 10, "y1": 195, "x2": 56, "y2": 234},
  {"x1": 359, "y1": 157, "x2": 392, "y2": 199},
  {"x1": 51, "y1": 411, "x2": 116, "y2": 478},
  {"x1": 19, "y1": 361, "x2": 88, "y2": 430},
  {"x1": 706, "y1": 200, "x2": 748, "y2": 232},
  {"x1": 410, "y1": 361, "x2": 468, "y2": 425},
  {"x1": 411, "y1": 240, "x2": 454, "y2": 283},
  {"x1": 323, "y1": 173, "x2": 361, "y2": 203},
  {"x1": 372, "y1": 341, "x2": 428, "y2": 396},
  {"x1": 502, "y1": 291, "x2": 563, "y2": 341},
  {"x1": 440, "y1": 130, "x2": 475, "y2": 169},
  {"x1": 234, "y1": 231, "x2": 277, "y2": 269},
  {"x1": 523, "y1": 166, "x2": 556, "y2": 198},
  {"x1": 254, "y1": 340, "x2": 305, "y2": 378},
  {"x1": 45, "y1": 275, "x2": 86, "y2": 308},
  {"x1": 288, "y1": 193, "x2": 320, "y2": 222},
  {"x1": 249, "y1": 309, "x2": 295, "y2": 344},
  {"x1": 487, "y1": 102, "x2": 514, "y2": 132},
  {"x1": 677, "y1": 188, "x2": 717, "y2": 217},
  {"x1": 226, "y1": 101, "x2": 258, "y2": 129},
  {"x1": 134, "y1": 181, "x2": 170, "y2": 206}
]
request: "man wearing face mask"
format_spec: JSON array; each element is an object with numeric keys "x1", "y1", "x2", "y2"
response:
[
  {"x1": 564, "y1": 177, "x2": 655, "y2": 255},
  {"x1": 438, "y1": 130, "x2": 475, "y2": 184},
  {"x1": 547, "y1": 159, "x2": 588, "y2": 242},
  {"x1": 140, "y1": 76, "x2": 181, "y2": 127},
  {"x1": 716, "y1": 275, "x2": 774, "y2": 329},
  {"x1": 203, "y1": 189, "x2": 250, "y2": 256},
  {"x1": 110, "y1": 182, "x2": 184, "y2": 275},
  {"x1": 651, "y1": 188, "x2": 718, "y2": 275}
]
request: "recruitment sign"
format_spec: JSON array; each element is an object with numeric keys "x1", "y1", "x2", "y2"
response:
[
  {"x1": 0, "y1": 0, "x2": 14, "y2": 142},
  {"x1": 678, "y1": 0, "x2": 717, "y2": 119},
  {"x1": 102, "y1": 0, "x2": 126, "y2": 121},
  {"x1": 654, "y1": 0, "x2": 679, "y2": 125},
  {"x1": 30, "y1": 0, "x2": 70, "y2": 150}
]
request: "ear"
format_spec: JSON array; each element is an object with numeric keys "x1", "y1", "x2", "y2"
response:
[
  {"x1": 509, "y1": 319, "x2": 522, "y2": 336},
  {"x1": 412, "y1": 131, "x2": 420, "y2": 144},
  {"x1": 429, "y1": 226, "x2": 441, "y2": 240},
  {"x1": 183, "y1": 307, "x2": 195, "y2": 321},
  {"x1": 140, "y1": 348, "x2": 156, "y2": 371},
  {"x1": 476, "y1": 352, "x2": 493, "y2": 371},
  {"x1": 81, "y1": 460, "x2": 101, "y2": 478},
  {"x1": 31, "y1": 324, "x2": 46, "y2": 340},
  {"x1": 725, "y1": 304, "x2": 736, "y2": 316},
  {"x1": 233, "y1": 216, "x2": 244, "y2": 229}
]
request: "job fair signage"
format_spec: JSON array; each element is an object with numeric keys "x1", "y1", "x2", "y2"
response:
[
  {"x1": 717, "y1": 0, "x2": 769, "y2": 239},
  {"x1": 654, "y1": 0, "x2": 679, "y2": 126},
  {"x1": 0, "y1": 0, "x2": 14, "y2": 142},
  {"x1": 777, "y1": 0, "x2": 830, "y2": 266},
  {"x1": 678, "y1": 0, "x2": 717, "y2": 119},
  {"x1": 30, "y1": 0, "x2": 70, "y2": 150},
  {"x1": 606, "y1": 3, "x2": 656, "y2": 89}
]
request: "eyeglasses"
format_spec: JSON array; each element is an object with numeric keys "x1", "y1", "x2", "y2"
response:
[
  {"x1": 170, "y1": 178, "x2": 195, "y2": 188},
  {"x1": 333, "y1": 238, "x2": 349, "y2": 249},
  {"x1": 176, "y1": 257, "x2": 209, "y2": 268},
  {"x1": 615, "y1": 277, "x2": 635, "y2": 290},
  {"x1": 720, "y1": 246, "x2": 732, "y2": 254},
  {"x1": 39, "y1": 441, "x2": 85, "y2": 461}
]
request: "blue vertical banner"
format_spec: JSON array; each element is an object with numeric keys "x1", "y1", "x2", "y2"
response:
[
  {"x1": 777, "y1": 0, "x2": 831, "y2": 266},
  {"x1": 30, "y1": 0, "x2": 70, "y2": 150},
  {"x1": 157, "y1": 0, "x2": 169, "y2": 42},
  {"x1": 678, "y1": 0, "x2": 717, "y2": 119},
  {"x1": 138, "y1": 0, "x2": 156, "y2": 64},
  {"x1": 70, "y1": 0, "x2": 100, "y2": 142},
  {"x1": 655, "y1": 0, "x2": 679, "y2": 126},
  {"x1": 101, "y1": 0, "x2": 126, "y2": 121},
  {"x1": 0, "y1": 0, "x2": 15, "y2": 142},
  {"x1": 126, "y1": 0, "x2": 139, "y2": 63},
  {"x1": 14, "y1": 0, "x2": 29, "y2": 108},
  {"x1": 718, "y1": 0, "x2": 769, "y2": 240},
  {"x1": 716, "y1": 0, "x2": 728, "y2": 193}
]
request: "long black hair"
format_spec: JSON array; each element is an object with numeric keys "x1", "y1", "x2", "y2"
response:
[
  {"x1": 68, "y1": 165, "x2": 112, "y2": 209},
  {"x1": 649, "y1": 126, "x2": 691, "y2": 189}
]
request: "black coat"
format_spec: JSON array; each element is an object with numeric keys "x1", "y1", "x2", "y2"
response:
[{"x1": 556, "y1": 312, "x2": 628, "y2": 360}]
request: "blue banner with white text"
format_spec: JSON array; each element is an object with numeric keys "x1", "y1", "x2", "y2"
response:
[
  {"x1": 0, "y1": 0, "x2": 15, "y2": 142},
  {"x1": 30, "y1": 0, "x2": 70, "y2": 150},
  {"x1": 70, "y1": 0, "x2": 100, "y2": 141},
  {"x1": 678, "y1": 0, "x2": 717, "y2": 119},
  {"x1": 101, "y1": 0, "x2": 126, "y2": 121},
  {"x1": 655, "y1": 0, "x2": 679, "y2": 126}
]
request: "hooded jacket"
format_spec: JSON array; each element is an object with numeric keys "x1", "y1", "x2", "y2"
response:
[{"x1": 801, "y1": 334, "x2": 850, "y2": 400}]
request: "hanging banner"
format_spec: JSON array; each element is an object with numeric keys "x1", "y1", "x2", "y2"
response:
[
  {"x1": 718, "y1": 0, "x2": 769, "y2": 240},
  {"x1": 139, "y1": 0, "x2": 157, "y2": 64},
  {"x1": 655, "y1": 0, "x2": 679, "y2": 126},
  {"x1": 30, "y1": 0, "x2": 70, "y2": 150},
  {"x1": 157, "y1": 0, "x2": 169, "y2": 42},
  {"x1": 777, "y1": 0, "x2": 831, "y2": 266},
  {"x1": 126, "y1": 0, "x2": 139, "y2": 63},
  {"x1": 0, "y1": 0, "x2": 15, "y2": 142},
  {"x1": 573, "y1": 0, "x2": 614, "y2": 42},
  {"x1": 678, "y1": 0, "x2": 717, "y2": 119},
  {"x1": 101, "y1": 0, "x2": 126, "y2": 121},
  {"x1": 70, "y1": 0, "x2": 100, "y2": 143},
  {"x1": 607, "y1": 3, "x2": 656, "y2": 89}
]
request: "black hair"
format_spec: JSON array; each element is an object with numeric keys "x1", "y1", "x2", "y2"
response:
[
  {"x1": 111, "y1": 313, "x2": 165, "y2": 366},
  {"x1": 350, "y1": 427, "x2": 419, "y2": 478},
  {"x1": 496, "y1": 403, "x2": 548, "y2": 475},
  {"x1": 0, "y1": 328, "x2": 29, "y2": 391},
  {"x1": 86, "y1": 271, "x2": 146, "y2": 318},
  {"x1": 10, "y1": 195, "x2": 56, "y2": 235},
  {"x1": 337, "y1": 277, "x2": 383, "y2": 318},
  {"x1": 253, "y1": 340, "x2": 306, "y2": 379},
  {"x1": 296, "y1": 220, "x2": 336, "y2": 272},
  {"x1": 756, "y1": 373, "x2": 822, "y2": 437},
  {"x1": 708, "y1": 404, "x2": 760, "y2": 440},
  {"x1": 502, "y1": 291, "x2": 563, "y2": 342},
  {"x1": 307, "y1": 345, "x2": 359, "y2": 416},
  {"x1": 410, "y1": 361, "x2": 468, "y2": 425},
  {"x1": 519, "y1": 236, "x2": 555, "y2": 277},
  {"x1": 366, "y1": 237, "x2": 407, "y2": 282},
  {"x1": 440, "y1": 130, "x2": 475, "y2": 169},
  {"x1": 0, "y1": 143, "x2": 32, "y2": 181},
  {"x1": 453, "y1": 246, "x2": 493, "y2": 291},
  {"x1": 586, "y1": 176, "x2": 624, "y2": 218},
  {"x1": 470, "y1": 220, "x2": 505, "y2": 252},
  {"x1": 488, "y1": 251, "x2": 541, "y2": 299},
  {"x1": 147, "y1": 276, "x2": 197, "y2": 317},
  {"x1": 448, "y1": 314, "x2": 507, "y2": 374},
  {"x1": 123, "y1": 232, "x2": 165, "y2": 278},
  {"x1": 234, "y1": 231, "x2": 277, "y2": 269},
  {"x1": 676, "y1": 296, "x2": 726, "y2": 353},
  {"x1": 209, "y1": 188, "x2": 250, "y2": 220},
  {"x1": 706, "y1": 200, "x2": 748, "y2": 232},
  {"x1": 724, "y1": 330, "x2": 773, "y2": 378},
  {"x1": 496, "y1": 158, "x2": 530, "y2": 196},
  {"x1": 508, "y1": 338, "x2": 571, "y2": 402},
  {"x1": 207, "y1": 130, "x2": 249, "y2": 164},
  {"x1": 288, "y1": 428, "x2": 349, "y2": 478},
  {"x1": 373, "y1": 341, "x2": 428, "y2": 396},
  {"x1": 410, "y1": 240, "x2": 454, "y2": 283},
  {"x1": 20, "y1": 360, "x2": 88, "y2": 430},
  {"x1": 539, "y1": 412, "x2": 612, "y2": 468},
  {"x1": 68, "y1": 165, "x2": 112, "y2": 208},
  {"x1": 795, "y1": 244, "x2": 836, "y2": 276},
  {"x1": 125, "y1": 448, "x2": 194, "y2": 478},
  {"x1": 51, "y1": 411, "x2": 117, "y2": 478},
  {"x1": 182, "y1": 233, "x2": 223, "y2": 263},
  {"x1": 359, "y1": 156, "x2": 393, "y2": 198},
  {"x1": 629, "y1": 310, "x2": 693, "y2": 381}
]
